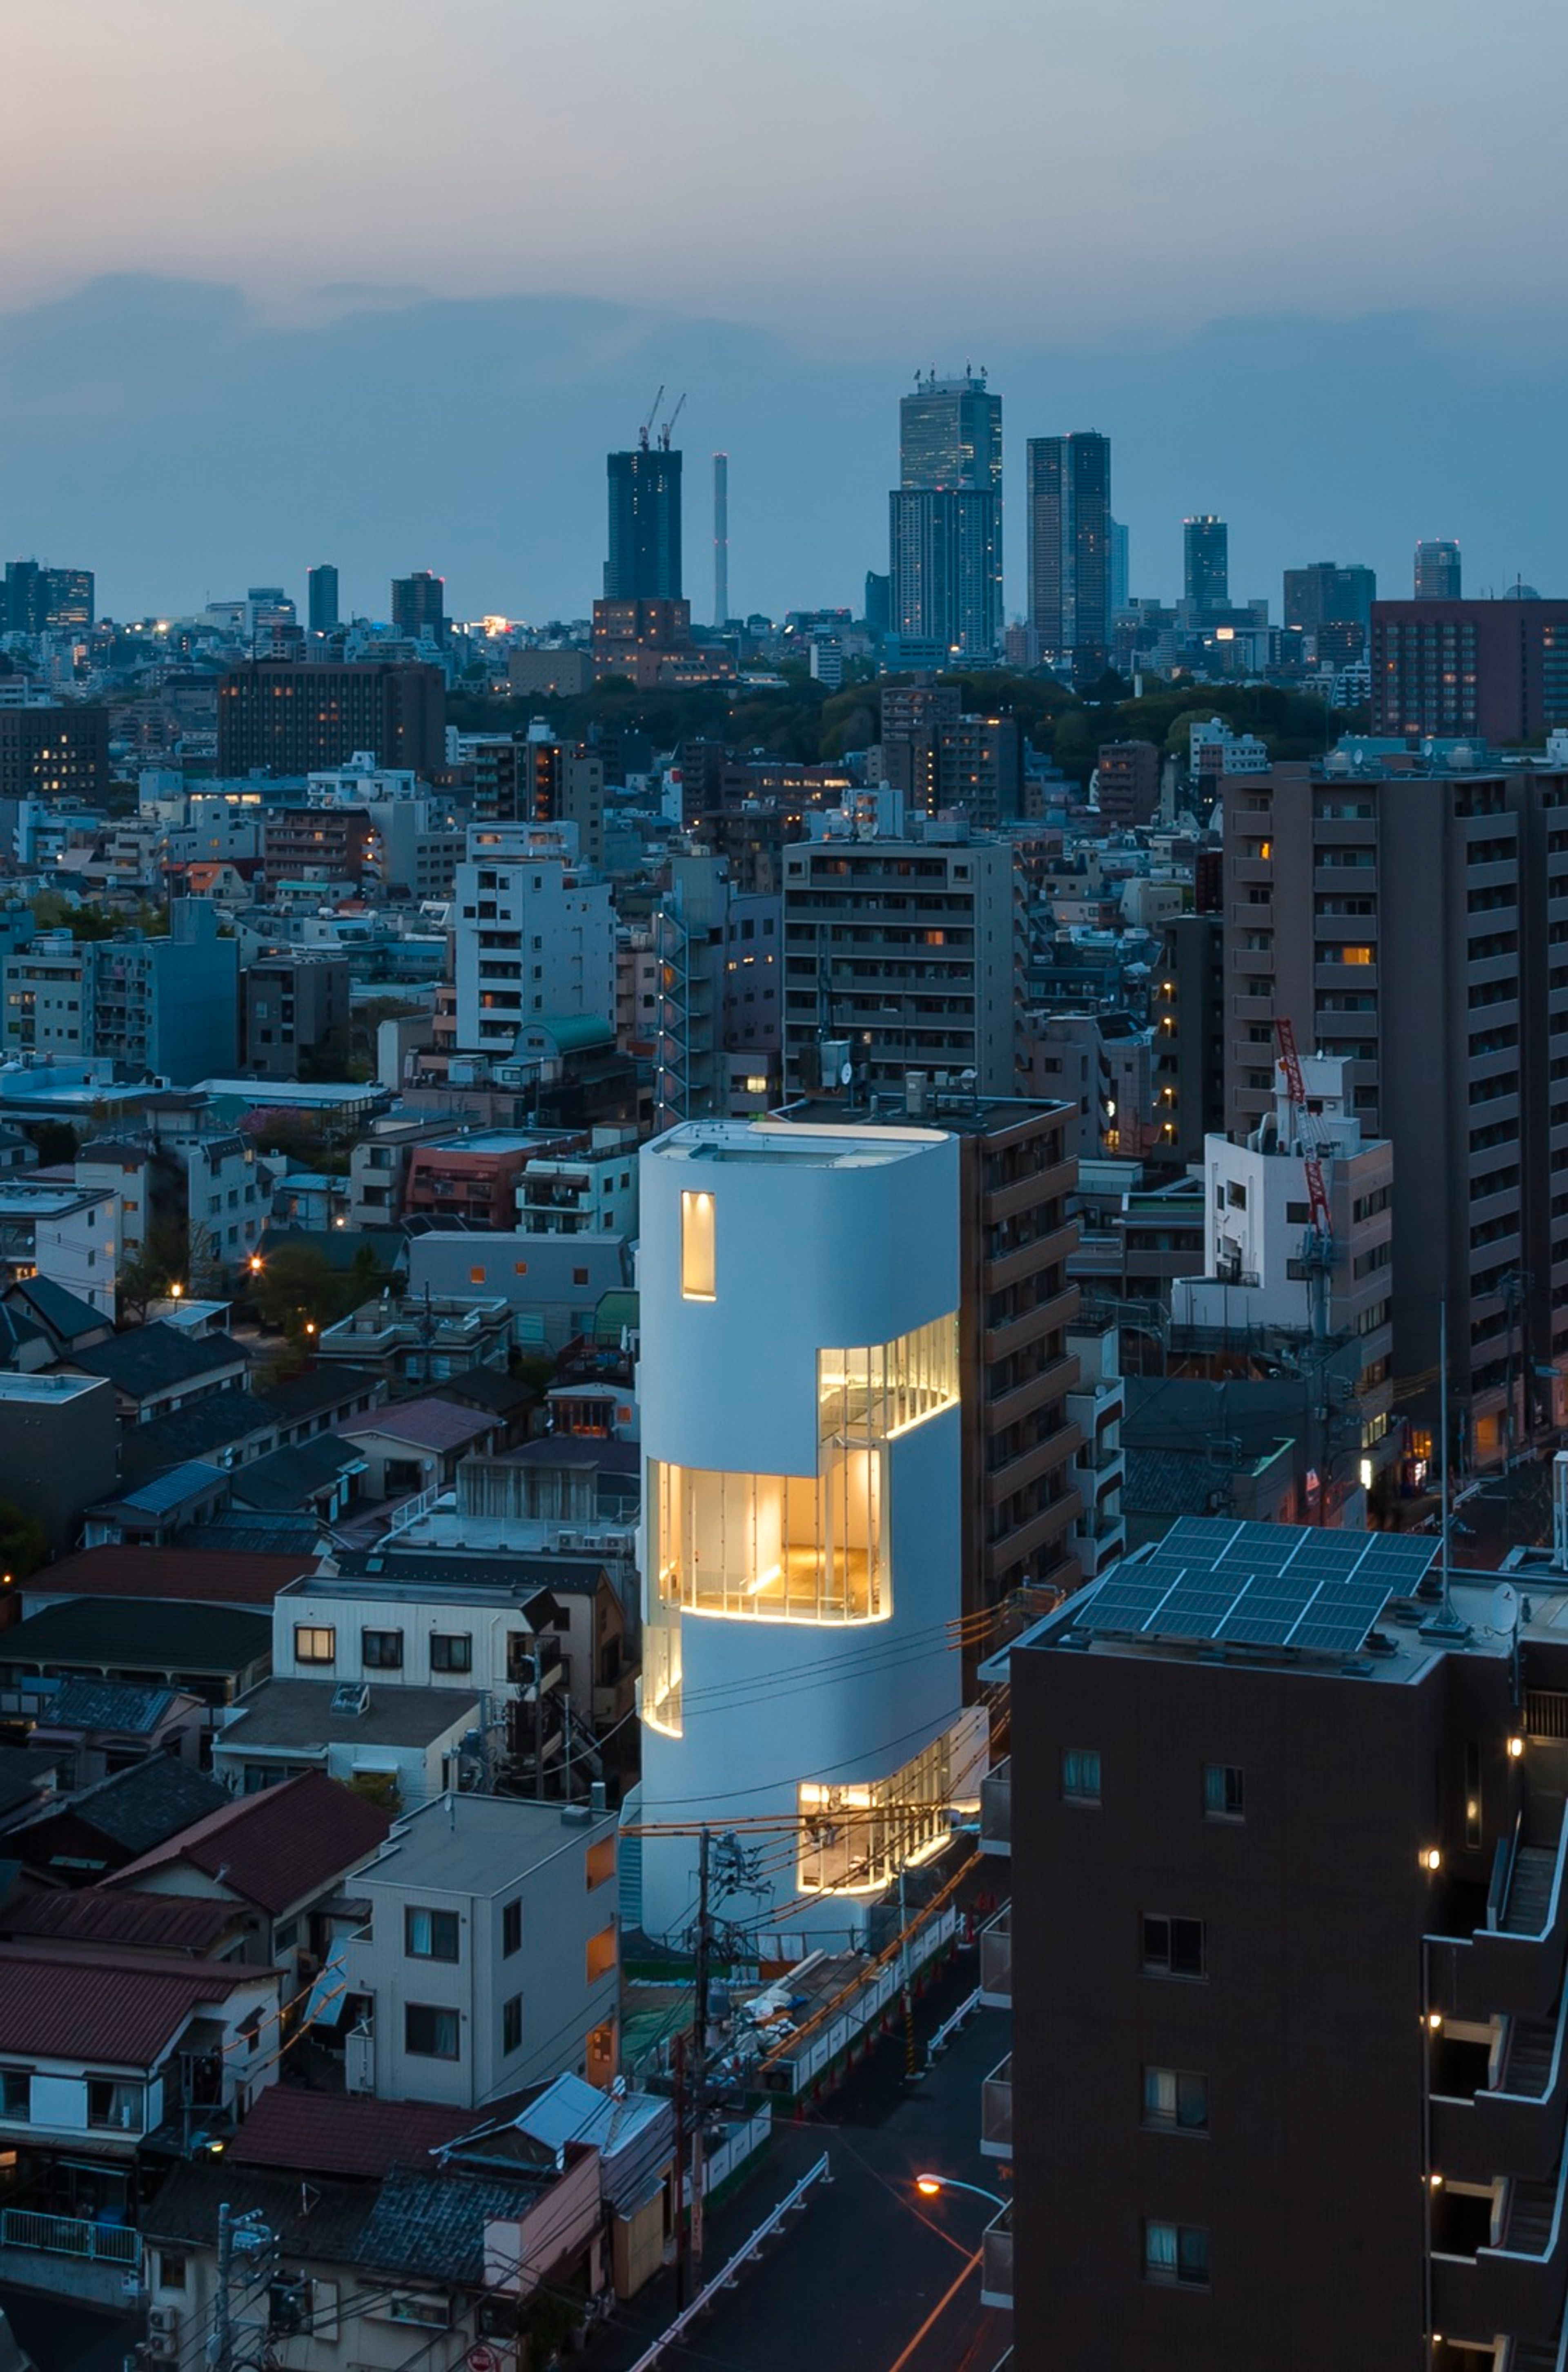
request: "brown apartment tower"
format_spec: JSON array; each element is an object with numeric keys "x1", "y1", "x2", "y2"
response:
[
  {"x1": 1222, "y1": 758, "x2": 1568, "y2": 1467},
  {"x1": 1370, "y1": 597, "x2": 1568, "y2": 741},
  {"x1": 216, "y1": 660, "x2": 445, "y2": 777},
  {"x1": 987, "y1": 1518, "x2": 1568, "y2": 2372}
]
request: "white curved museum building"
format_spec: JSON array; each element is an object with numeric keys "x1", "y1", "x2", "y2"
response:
[{"x1": 632, "y1": 1118, "x2": 986, "y2": 1948}]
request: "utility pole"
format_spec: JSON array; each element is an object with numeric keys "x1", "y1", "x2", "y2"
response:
[
  {"x1": 211, "y1": 2199, "x2": 233, "y2": 2372},
  {"x1": 689, "y1": 1827, "x2": 713, "y2": 2279},
  {"x1": 670, "y1": 2031, "x2": 690, "y2": 2312},
  {"x1": 899, "y1": 1820, "x2": 916, "y2": 2080}
]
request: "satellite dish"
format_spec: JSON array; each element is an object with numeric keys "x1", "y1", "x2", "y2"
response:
[
  {"x1": 839, "y1": 1061, "x2": 853, "y2": 1087},
  {"x1": 1492, "y1": 1582, "x2": 1520, "y2": 1637}
]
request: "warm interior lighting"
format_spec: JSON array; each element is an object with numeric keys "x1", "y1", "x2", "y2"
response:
[
  {"x1": 680, "y1": 1188, "x2": 716, "y2": 1300},
  {"x1": 1422, "y1": 1847, "x2": 1443, "y2": 1873},
  {"x1": 1508, "y1": 1735, "x2": 1525, "y2": 1759}
]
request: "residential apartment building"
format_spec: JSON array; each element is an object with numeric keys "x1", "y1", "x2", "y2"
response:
[
  {"x1": 992, "y1": 1519, "x2": 1568, "y2": 2372},
  {"x1": 0, "y1": 1179, "x2": 118, "y2": 1317},
  {"x1": 0, "y1": 1371, "x2": 118, "y2": 1551},
  {"x1": 402, "y1": 1128, "x2": 569, "y2": 1227},
  {"x1": 1027, "y1": 430, "x2": 1113, "y2": 681},
  {"x1": 242, "y1": 952, "x2": 350, "y2": 1077},
  {"x1": 653, "y1": 852, "x2": 781, "y2": 1127},
  {"x1": 634, "y1": 1119, "x2": 988, "y2": 1947},
  {"x1": 1, "y1": 901, "x2": 238, "y2": 1084},
  {"x1": 1370, "y1": 598, "x2": 1568, "y2": 740},
  {"x1": 515, "y1": 1130, "x2": 639, "y2": 1237},
  {"x1": 1222, "y1": 758, "x2": 1568, "y2": 1462},
  {"x1": 451, "y1": 823, "x2": 615, "y2": 1057},
  {"x1": 340, "y1": 1795, "x2": 619, "y2": 2104},
  {"x1": 782, "y1": 819, "x2": 1020, "y2": 1099},
  {"x1": 0, "y1": 703, "x2": 108, "y2": 803},
  {"x1": 216, "y1": 660, "x2": 445, "y2": 777},
  {"x1": 1152, "y1": 911, "x2": 1225, "y2": 1165}
]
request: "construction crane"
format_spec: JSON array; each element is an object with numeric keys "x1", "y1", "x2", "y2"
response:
[
  {"x1": 638, "y1": 384, "x2": 665, "y2": 453},
  {"x1": 659, "y1": 391, "x2": 686, "y2": 450},
  {"x1": 1274, "y1": 1014, "x2": 1334, "y2": 1337}
]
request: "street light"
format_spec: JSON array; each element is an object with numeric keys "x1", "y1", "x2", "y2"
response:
[{"x1": 914, "y1": 2174, "x2": 1006, "y2": 2211}]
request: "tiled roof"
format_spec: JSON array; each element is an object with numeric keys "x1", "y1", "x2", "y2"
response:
[
  {"x1": 0, "y1": 1945, "x2": 266, "y2": 2064},
  {"x1": 0, "y1": 1747, "x2": 60, "y2": 1819},
  {"x1": 432, "y1": 1368, "x2": 535, "y2": 1417},
  {"x1": 117, "y1": 1390, "x2": 279, "y2": 1486},
  {"x1": 6, "y1": 1275, "x2": 106, "y2": 1344},
  {"x1": 37, "y1": 1679, "x2": 185, "y2": 1736},
  {"x1": 228, "y1": 1435, "x2": 363, "y2": 1513},
  {"x1": 2, "y1": 1889, "x2": 244, "y2": 1955},
  {"x1": 254, "y1": 1363, "x2": 385, "y2": 1424},
  {"x1": 26, "y1": 1545, "x2": 305, "y2": 1606},
  {"x1": 0, "y1": 1598, "x2": 270, "y2": 1675},
  {"x1": 31, "y1": 1757, "x2": 230, "y2": 1855},
  {"x1": 108, "y1": 1771, "x2": 390, "y2": 1915},
  {"x1": 65, "y1": 1320, "x2": 247, "y2": 1398},
  {"x1": 145, "y1": 2162, "x2": 376, "y2": 2262},
  {"x1": 339, "y1": 1398, "x2": 497, "y2": 1454},
  {"x1": 88, "y1": 1460, "x2": 228, "y2": 1520},
  {"x1": 356, "y1": 2162, "x2": 555, "y2": 2284},
  {"x1": 231, "y1": 2087, "x2": 478, "y2": 2179}
]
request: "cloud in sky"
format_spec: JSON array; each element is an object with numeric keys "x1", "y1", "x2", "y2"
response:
[{"x1": 0, "y1": 276, "x2": 1563, "y2": 623}]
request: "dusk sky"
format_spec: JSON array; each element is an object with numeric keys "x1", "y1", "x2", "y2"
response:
[{"x1": 2, "y1": 0, "x2": 1563, "y2": 621}]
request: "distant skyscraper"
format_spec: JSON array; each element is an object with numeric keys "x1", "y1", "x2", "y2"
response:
[
  {"x1": 1183, "y1": 515, "x2": 1229, "y2": 611},
  {"x1": 606, "y1": 448, "x2": 683, "y2": 602},
  {"x1": 1027, "y1": 432, "x2": 1112, "y2": 680},
  {"x1": 1109, "y1": 519, "x2": 1129, "y2": 617},
  {"x1": 1414, "y1": 538, "x2": 1462, "y2": 600},
  {"x1": 712, "y1": 453, "x2": 728, "y2": 626},
  {"x1": 889, "y1": 372, "x2": 1002, "y2": 659},
  {"x1": 307, "y1": 564, "x2": 340, "y2": 634},
  {"x1": 392, "y1": 571, "x2": 445, "y2": 640},
  {"x1": 1283, "y1": 561, "x2": 1376, "y2": 634},
  {"x1": 900, "y1": 370, "x2": 1002, "y2": 495},
  {"x1": 864, "y1": 571, "x2": 892, "y2": 637}
]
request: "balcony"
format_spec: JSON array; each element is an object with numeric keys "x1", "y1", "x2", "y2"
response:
[
  {"x1": 1430, "y1": 1810, "x2": 1568, "y2": 2024},
  {"x1": 1430, "y1": 2156, "x2": 1568, "y2": 2343},
  {"x1": 1432, "y1": 1998, "x2": 1568, "y2": 2185},
  {"x1": 0, "y1": 2209, "x2": 140, "y2": 2269},
  {"x1": 984, "y1": 1161, "x2": 1076, "y2": 1226},
  {"x1": 980, "y1": 1763, "x2": 1011, "y2": 1857},
  {"x1": 979, "y1": 1908, "x2": 1011, "y2": 2006},
  {"x1": 981, "y1": 2206, "x2": 1013, "y2": 2310},
  {"x1": 983, "y1": 1285, "x2": 1080, "y2": 1366},
  {"x1": 981, "y1": 2054, "x2": 1013, "y2": 2159}
]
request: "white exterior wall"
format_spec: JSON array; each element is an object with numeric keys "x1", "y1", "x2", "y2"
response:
[
  {"x1": 635, "y1": 1120, "x2": 967, "y2": 1945},
  {"x1": 273, "y1": 1585, "x2": 597, "y2": 1720},
  {"x1": 22, "y1": 1188, "x2": 117, "y2": 1318},
  {"x1": 453, "y1": 825, "x2": 615, "y2": 1055}
]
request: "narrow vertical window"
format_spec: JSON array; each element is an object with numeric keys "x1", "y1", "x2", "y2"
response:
[{"x1": 681, "y1": 1188, "x2": 715, "y2": 1299}]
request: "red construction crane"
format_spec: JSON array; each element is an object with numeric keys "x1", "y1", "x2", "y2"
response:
[{"x1": 1274, "y1": 1014, "x2": 1333, "y2": 1241}]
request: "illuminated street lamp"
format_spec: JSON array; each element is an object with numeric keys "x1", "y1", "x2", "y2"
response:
[{"x1": 914, "y1": 2174, "x2": 1006, "y2": 2211}]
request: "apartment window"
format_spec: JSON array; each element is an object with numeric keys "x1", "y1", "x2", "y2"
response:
[
  {"x1": 586, "y1": 1836, "x2": 617, "y2": 1891},
  {"x1": 157, "y1": 2252, "x2": 187, "y2": 2291},
  {"x1": 87, "y1": 2077, "x2": 143, "y2": 2132},
  {"x1": 430, "y1": 1632, "x2": 472, "y2": 1674},
  {"x1": 0, "y1": 2069, "x2": 29, "y2": 2121},
  {"x1": 1203, "y1": 1764, "x2": 1245, "y2": 1822},
  {"x1": 681, "y1": 1188, "x2": 716, "y2": 1299},
  {"x1": 586, "y1": 1922, "x2": 617, "y2": 1985},
  {"x1": 1143, "y1": 1915, "x2": 1206, "y2": 1979},
  {"x1": 1145, "y1": 2220, "x2": 1209, "y2": 2286},
  {"x1": 1143, "y1": 2068, "x2": 1209, "y2": 2133},
  {"x1": 502, "y1": 1994, "x2": 523, "y2": 2055},
  {"x1": 404, "y1": 2004, "x2": 460, "y2": 2060},
  {"x1": 405, "y1": 1907, "x2": 460, "y2": 1962},
  {"x1": 1062, "y1": 1748, "x2": 1102, "y2": 1805},
  {"x1": 362, "y1": 1629, "x2": 403, "y2": 1670},
  {"x1": 469, "y1": 1265, "x2": 486, "y2": 1285},
  {"x1": 294, "y1": 1625, "x2": 336, "y2": 1665},
  {"x1": 502, "y1": 1899, "x2": 522, "y2": 1957}
]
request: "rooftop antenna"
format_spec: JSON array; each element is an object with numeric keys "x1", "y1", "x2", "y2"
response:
[{"x1": 639, "y1": 386, "x2": 664, "y2": 454}]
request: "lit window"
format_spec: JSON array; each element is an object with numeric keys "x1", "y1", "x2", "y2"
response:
[
  {"x1": 469, "y1": 1265, "x2": 486, "y2": 1285},
  {"x1": 586, "y1": 1923, "x2": 617, "y2": 1985},
  {"x1": 681, "y1": 1188, "x2": 715, "y2": 1299},
  {"x1": 294, "y1": 1625, "x2": 335, "y2": 1665},
  {"x1": 1338, "y1": 945, "x2": 1374, "y2": 965}
]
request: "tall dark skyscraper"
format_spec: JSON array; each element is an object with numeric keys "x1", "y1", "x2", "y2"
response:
[
  {"x1": 606, "y1": 448, "x2": 683, "y2": 601},
  {"x1": 1027, "y1": 432, "x2": 1112, "y2": 680},
  {"x1": 1183, "y1": 514, "x2": 1229, "y2": 610},
  {"x1": 3, "y1": 561, "x2": 94, "y2": 634},
  {"x1": 307, "y1": 564, "x2": 340, "y2": 634},
  {"x1": 392, "y1": 569, "x2": 445, "y2": 640},
  {"x1": 1414, "y1": 538, "x2": 1463, "y2": 600},
  {"x1": 1283, "y1": 560, "x2": 1376, "y2": 633},
  {"x1": 889, "y1": 371, "x2": 1002, "y2": 658}
]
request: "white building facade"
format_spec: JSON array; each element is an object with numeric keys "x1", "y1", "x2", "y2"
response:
[
  {"x1": 634, "y1": 1120, "x2": 985, "y2": 1948},
  {"x1": 452, "y1": 823, "x2": 615, "y2": 1057}
]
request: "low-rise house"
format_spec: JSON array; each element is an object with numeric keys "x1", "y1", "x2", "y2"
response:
[
  {"x1": 113, "y1": 1388, "x2": 281, "y2": 1489},
  {"x1": 212, "y1": 1679, "x2": 480, "y2": 1809},
  {"x1": 338, "y1": 1795, "x2": 619, "y2": 2105},
  {"x1": 252, "y1": 1360, "x2": 386, "y2": 1447},
  {"x1": 82, "y1": 1460, "x2": 233, "y2": 1549},
  {"x1": 227, "y1": 1434, "x2": 364, "y2": 1524},
  {"x1": 26, "y1": 1680, "x2": 204, "y2": 1788},
  {"x1": 61, "y1": 1320, "x2": 249, "y2": 1426},
  {"x1": 405, "y1": 1229, "x2": 631, "y2": 1357},
  {"x1": 0, "y1": 1945, "x2": 282, "y2": 2304},
  {"x1": 2, "y1": 1275, "x2": 112, "y2": 1358},
  {"x1": 0, "y1": 1748, "x2": 65, "y2": 1837},
  {"x1": 20, "y1": 1543, "x2": 308, "y2": 1618},
  {"x1": 0, "y1": 1598, "x2": 272, "y2": 1729},
  {"x1": 144, "y1": 2093, "x2": 606, "y2": 2369},
  {"x1": 316, "y1": 1290, "x2": 512, "y2": 1387},
  {"x1": 5, "y1": 1757, "x2": 229, "y2": 1883},
  {"x1": 0, "y1": 1886, "x2": 255, "y2": 1964},
  {"x1": 0, "y1": 1179, "x2": 118, "y2": 1320},
  {"x1": 335, "y1": 1397, "x2": 502, "y2": 1499},
  {"x1": 105, "y1": 1770, "x2": 392, "y2": 1998}
]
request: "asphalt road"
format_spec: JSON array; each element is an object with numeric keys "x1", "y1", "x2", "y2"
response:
[{"x1": 592, "y1": 1949, "x2": 1012, "y2": 2372}]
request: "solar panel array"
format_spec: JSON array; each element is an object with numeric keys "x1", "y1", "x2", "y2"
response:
[{"x1": 1071, "y1": 1518, "x2": 1439, "y2": 1658}]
